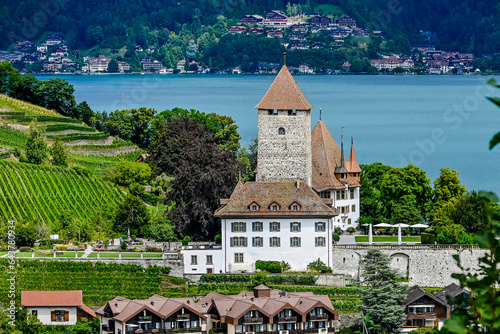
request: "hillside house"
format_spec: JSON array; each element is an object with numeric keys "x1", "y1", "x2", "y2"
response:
[
  {"x1": 337, "y1": 16, "x2": 356, "y2": 28},
  {"x1": 228, "y1": 26, "x2": 248, "y2": 34},
  {"x1": 240, "y1": 15, "x2": 264, "y2": 24},
  {"x1": 21, "y1": 290, "x2": 96, "y2": 326},
  {"x1": 435, "y1": 283, "x2": 471, "y2": 311},
  {"x1": 309, "y1": 15, "x2": 331, "y2": 26},
  {"x1": 403, "y1": 286, "x2": 450, "y2": 331}
]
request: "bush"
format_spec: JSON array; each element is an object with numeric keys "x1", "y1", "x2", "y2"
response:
[
  {"x1": 307, "y1": 258, "x2": 331, "y2": 273},
  {"x1": 280, "y1": 261, "x2": 291, "y2": 272},
  {"x1": 182, "y1": 236, "x2": 191, "y2": 245},
  {"x1": 19, "y1": 246, "x2": 32, "y2": 252},
  {"x1": 332, "y1": 234, "x2": 340, "y2": 242},
  {"x1": 335, "y1": 227, "x2": 342, "y2": 234},
  {"x1": 346, "y1": 227, "x2": 355, "y2": 234},
  {"x1": 67, "y1": 246, "x2": 78, "y2": 251},
  {"x1": 19, "y1": 155, "x2": 29, "y2": 163},
  {"x1": 256, "y1": 260, "x2": 282, "y2": 273},
  {"x1": 120, "y1": 241, "x2": 127, "y2": 250},
  {"x1": 251, "y1": 272, "x2": 268, "y2": 286},
  {"x1": 421, "y1": 232, "x2": 436, "y2": 244},
  {"x1": 214, "y1": 234, "x2": 221, "y2": 244}
]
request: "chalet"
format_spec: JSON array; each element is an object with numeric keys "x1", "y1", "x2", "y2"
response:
[
  {"x1": 337, "y1": 16, "x2": 356, "y2": 28},
  {"x1": 434, "y1": 283, "x2": 471, "y2": 311},
  {"x1": 266, "y1": 10, "x2": 287, "y2": 21},
  {"x1": 312, "y1": 43, "x2": 324, "y2": 50},
  {"x1": 202, "y1": 285, "x2": 339, "y2": 334},
  {"x1": 267, "y1": 30, "x2": 284, "y2": 38},
  {"x1": 289, "y1": 43, "x2": 309, "y2": 50},
  {"x1": 45, "y1": 33, "x2": 63, "y2": 45},
  {"x1": 118, "y1": 61, "x2": 131, "y2": 72},
  {"x1": 54, "y1": 47, "x2": 68, "y2": 57},
  {"x1": 177, "y1": 60, "x2": 187, "y2": 71},
  {"x1": 341, "y1": 61, "x2": 351, "y2": 70},
  {"x1": 96, "y1": 295, "x2": 206, "y2": 334},
  {"x1": 228, "y1": 26, "x2": 248, "y2": 34},
  {"x1": 247, "y1": 27, "x2": 264, "y2": 35},
  {"x1": 15, "y1": 40, "x2": 35, "y2": 51},
  {"x1": 309, "y1": 15, "x2": 331, "y2": 26},
  {"x1": 240, "y1": 15, "x2": 264, "y2": 24},
  {"x1": 90, "y1": 55, "x2": 111, "y2": 72},
  {"x1": 142, "y1": 60, "x2": 163, "y2": 72},
  {"x1": 298, "y1": 64, "x2": 314, "y2": 74},
  {"x1": 43, "y1": 61, "x2": 63, "y2": 72},
  {"x1": 21, "y1": 290, "x2": 95, "y2": 326},
  {"x1": 403, "y1": 286, "x2": 450, "y2": 331}
]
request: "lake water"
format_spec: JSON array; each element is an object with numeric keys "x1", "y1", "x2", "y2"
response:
[{"x1": 38, "y1": 74, "x2": 500, "y2": 193}]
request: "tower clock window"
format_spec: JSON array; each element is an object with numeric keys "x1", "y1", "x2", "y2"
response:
[{"x1": 278, "y1": 127, "x2": 285, "y2": 135}]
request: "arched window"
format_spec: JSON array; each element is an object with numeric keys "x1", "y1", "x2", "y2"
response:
[{"x1": 278, "y1": 127, "x2": 285, "y2": 135}]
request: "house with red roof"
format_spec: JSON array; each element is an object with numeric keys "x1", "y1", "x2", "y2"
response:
[{"x1": 21, "y1": 290, "x2": 96, "y2": 326}]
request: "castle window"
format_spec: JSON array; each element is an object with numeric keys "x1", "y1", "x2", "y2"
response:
[
  {"x1": 268, "y1": 109, "x2": 278, "y2": 115},
  {"x1": 230, "y1": 237, "x2": 247, "y2": 247},
  {"x1": 191, "y1": 255, "x2": 198, "y2": 265},
  {"x1": 252, "y1": 237, "x2": 263, "y2": 247},
  {"x1": 270, "y1": 222, "x2": 280, "y2": 232},
  {"x1": 290, "y1": 222, "x2": 301, "y2": 232},
  {"x1": 290, "y1": 237, "x2": 301, "y2": 247},
  {"x1": 231, "y1": 222, "x2": 246, "y2": 232},
  {"x1": 315, "y1": 222, "x2": 326, "y2": 232},
  {"x1": 351, "y1": 204, "x2": 356, "y2": 212},
  {"x1": 234, "y1": 253, "x2": 244, "y2": 263},
  {"x1": 278, "y1": 127, "x2": 285, "y2": 135},
  {"x1": 252, "y1": 221, "x2": 263, "y2": 232},
  {"x1": 270, "y1": 237, "x2": 281, "y2": 247},
  {"x1": 288, "y1": 110, "x2": 297, "y2": 116},
  {"x1": 270, "y1": 204, "x2": 280, "y2": 211},
  {"x1": 320, "y1": 191, "x2": 331, "y2": 199},
  {"x1": 291, "y1": 204, "x2": 300, "y2": 211},
  {"x1": 250, "y1": 204, "x2": 260, "y2": 212},
  {"x1": 315, "y1": 237, "x2": 326, "y2": 247},
  {"x1": 336, "y1": 190, "x2": 346, "y2": 200},
  {"x1": 350, "y1": 189, "x2": 355, "y2": 199}
]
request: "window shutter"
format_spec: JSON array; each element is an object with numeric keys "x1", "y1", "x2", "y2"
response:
[
  {"x1": 230, "y1": 237, "x2": 233, "y2": 247},
  {"x1": 290, "y1": 237, "x2": 293, "y2": 247},
  {"x1": 252, "y1": 237, "x2": 255, "y2": 247},
  {"x1": 315, "y1": 237, "x2": 318, "y2": 247},
  {"x1": 290, "y1": 222, "x2": 293, "y2": 230},
  {"x1": 243, "y1": 222, "x2": 246, "y2": 232},
  {"x1": 231, "y1": 223, "x2": 235, "y2": 232},
  {"x1": 278, "y1": 238, "x2": 281, "y2": 247},
  {"x1": 51, "y1": 312, "x2": 56, "y2": 321},
  {"x1": 64, "y1": 311, "x2": 69, "y2": 321},
  {"x1": 270, "y1": 237, "x2": 272, "y2": 246},
  {"x1": 244, "y1": 238, "x2": 248, "y2": 247},
  {"x1": 277, "y1": 222, "x2": 280, "y2": 232},
  {"x1": 315, "y1": 222, "x2": 318, "y2": 232},
  {"x1": 269, "y1": 222, "x2": 272, "y2": 231},
  {"x1": 298, "y1": 222, "x2": 301, "y2": 232},
  {"x1": 298, "y1": 238, "x2": 301, "y2": 247},
  {"x1": 252, "y1": 222, "x2": 255, "y2": 232}
]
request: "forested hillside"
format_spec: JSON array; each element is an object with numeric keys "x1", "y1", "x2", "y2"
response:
[{"x1": 1, "y1": 0, "x2": 498, "y2": 55}]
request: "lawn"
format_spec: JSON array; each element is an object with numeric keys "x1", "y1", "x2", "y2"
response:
[
  {"x1": 15, "y1": 251, "x2": 77, "y2": 258},
  {"x1": 0, "y1": 252, "x2": 6, "y2": 256},
  {"x1": 313, "y1": 4, "x2": 345, "y2": 16},
  {"x1": 88, "y1": 252, "x2": 163, "y2": 258},
  {"x1": 355, "y1": 236, "x2": 421, "y2": 243}
]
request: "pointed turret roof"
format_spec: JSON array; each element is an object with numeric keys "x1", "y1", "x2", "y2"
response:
[
  {"x1": 334, "y1": 135, "x2": 349, "y2": 174},
  {"x1": 255, "y1": 66, "x2": 313, "y2": 110},
  {"x1": 311, "y1": 120, "x2": 360, "y2": 191},
  {"x1": 347, "y1": 137, "x2": 362, "y2": 173}
]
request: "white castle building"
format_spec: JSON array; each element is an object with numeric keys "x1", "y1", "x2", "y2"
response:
[{"x1": 182, "y1": 65, "x2": 361, "y2": 274}]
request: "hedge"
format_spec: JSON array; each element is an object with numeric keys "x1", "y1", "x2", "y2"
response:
[{"x1": 421, "y1": 232, "x2": 436, "y2": 244}]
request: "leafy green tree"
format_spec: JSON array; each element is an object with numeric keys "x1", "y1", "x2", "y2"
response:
[
  {"x1": 13, "y1": 221, "x2": 38, "y2": 247},
  {"x1": 107, "y1": 59, "x2": 119, "y2": 73},
  {"x1": 105, "y1": 108, "x2": 157, "y2": 148},
  {"x1": 379, "y1": 164, "x2": 432, "y2": 218},
  {"x1": 442, "y1": 192, "x2": 500, "y2": 333},
  {"x1": 358, "y1": 249, "x2": 407, "y2": 334},
  {"x1": 114, "y1": 195, "x2": 149, "y2": 237},
  {"x1": 113, "y1": 161, "x2": 151, "y2": 186},
  {"x1": 76, "y1": 101, "x2": 95, "y2": 126},
  {"x1": 50, "y1": 137, "x2": 69, "y2": 167},
  {"x1": 147, "y1": 204, "x2": 177, "y2": 242},
  {"x1": 251, "y1": 272, "x2": 268, "y2": 286},
  {"x1": 391, "y1": 197, "x2": 422, "y2": 225},
  {"x1": 449, "y1": 192, "x2": 491, "y2": 234},
  {"x1": 25, "y1": 121, "x2": 48, "y2": 165},
  {"x1": 38, "y1": 78, "x2": 77, "y2": 117},
  {"x1": 487, "y1": 78, "x2": 500, "y2": 150},
  {"x1": 432, "y1": 167, "x2": 467, "y2": 205}
]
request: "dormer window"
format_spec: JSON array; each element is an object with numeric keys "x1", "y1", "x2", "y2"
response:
[
  {"x1": 290, "y1": 203, "x2": 300, "y2": 211},
  {"x1": 278, "y1": 127, "x2": 285, "y2": 135},
  {"x1": 270, "y1": 204, "x2": 280, "y2": 211},
  {"x1": 250, "y1": 204, "x2": 260, "y2": 212}
]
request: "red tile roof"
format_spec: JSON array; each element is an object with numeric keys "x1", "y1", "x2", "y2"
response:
[
  {"x1": 21, "y1": 290, "x2": 83, "y2": 307},
  {"x1": 215, "y1": 181, "x2": 337, "y2": 217},
  {"x1": 255, "y1": 66, "x2": 313, "y2": 111}
]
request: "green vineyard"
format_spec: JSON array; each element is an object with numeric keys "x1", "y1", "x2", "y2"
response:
[
  {"x1": 0, "y1": 160, "x2": 125, "y2": 224},
  {"x1": 0, "y1": 259, "x2": 171, "y2": 306}
]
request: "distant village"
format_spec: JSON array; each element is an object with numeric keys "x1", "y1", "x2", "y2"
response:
[{"x1": 0, "y1": 11, "x2": 485, "y2": 75}]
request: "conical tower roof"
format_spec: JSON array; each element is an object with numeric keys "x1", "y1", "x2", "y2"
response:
[
  {"x1": 255, "y1": 66, "x2": 313, "y2": 110},
  {"x1": 347, "y1": 138, "x2": 362, "y2": 173}
]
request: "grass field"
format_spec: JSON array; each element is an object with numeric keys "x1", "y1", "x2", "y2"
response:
[
  {"x1": 355, "y1": 236, "x2": 421, "y2": 243},
  {"x1": 15, "y1": 252, "x2": 77, "y2": 258},
  {"x1": 0, "y1": 94, "x2": 59, "y2": 116},
  {"x1": 313, "y1": 4, "x2": 345, "y2": 16},
  {"x1": 88, "y1": 252, "x2": 163, "y2": 258}
]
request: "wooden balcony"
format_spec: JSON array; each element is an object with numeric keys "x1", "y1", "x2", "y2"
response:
[
  {"x1": 407, "y1": 312, "x2": 437, "y2": 320},
  {"x1": 176, "y1": 315, "x2": 191, "y2": 321},
  {"x1": 309, "y1": 315, "x2": 328, "y2": 321},
  {"x1": 243, "y1": 317, "x2": 264, "y2": 324},
  {"x1": 165, "y1": 327, "x2": 202, "y2": 334},
  {"x1": 277, "y1": 316, "x2": 298, "y2": 323}
]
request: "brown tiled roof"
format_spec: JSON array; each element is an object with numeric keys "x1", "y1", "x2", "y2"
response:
[
  {"x1": 404, "y1": 286, "x2": 450, "y2": 308},
  {"x1": 347, "y1": 141, "x2": 361, "y2": 173},
  {"x1": 311, "y1": 121, "x2": 360, "y2": 191},
  {"x1": 215, "y1": 181, "x2": 337, "y2": 217},
  {"x1": 434, "y1": 283, "x2": 470, "y2": 303},
  {"x1": 255, "y1": 66, "x2": 313, "y2": 110},
  {"x1": 21, "y1": 290, "x2": 82, "y2": 307},
  {"x1": 78, "y1": 304, "x2": 97, "y2": 318}
]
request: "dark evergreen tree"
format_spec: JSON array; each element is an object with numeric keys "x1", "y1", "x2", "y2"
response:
[{"x1": 358, "y1": 248, "x2": 407, "y2": 334}]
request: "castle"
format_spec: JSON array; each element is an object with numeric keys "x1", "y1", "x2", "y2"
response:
[{"x1": 183, "y1": 65, "x2": 361, "y2": 274}]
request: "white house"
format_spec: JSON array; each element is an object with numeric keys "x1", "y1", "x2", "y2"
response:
[{"x1": 21, "y1": 290, "x2": 96, "y2": 326}]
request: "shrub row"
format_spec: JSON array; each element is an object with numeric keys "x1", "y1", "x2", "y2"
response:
[
  {"x1": 46, "y1": 124, "x2": 96, "y2": 133},
  {"x1": 51, "y1": 133, "x2": 109, "y2": 141}
]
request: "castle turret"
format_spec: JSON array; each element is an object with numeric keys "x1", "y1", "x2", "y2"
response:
[{"x1": 255, "y1": 63, "x2": 313, "y2": 185}]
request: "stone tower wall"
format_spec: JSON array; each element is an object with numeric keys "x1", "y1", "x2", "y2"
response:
[{"x1": 256, "y1": 109, "x2": 311, "y2": 183}]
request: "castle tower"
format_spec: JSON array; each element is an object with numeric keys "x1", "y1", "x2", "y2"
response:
[{"x1": 255, "y1": 65, "x2": 313, "y2": 184}]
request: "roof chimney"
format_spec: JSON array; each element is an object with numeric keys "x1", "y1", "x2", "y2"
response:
[{"x1": 253, "y1": 284, "x2": 271, "y2": 298}]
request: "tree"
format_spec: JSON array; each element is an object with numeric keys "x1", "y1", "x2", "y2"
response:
[
  {"x1": 50, "y1": 137, "x2": 69, "y2": 167},
  {"x1": 379, "y1": 164, "x2": 432, "y2": 218},
  {"x1": 113, "y1": 161, "x2": 151, "y2": 186},
  {"x1": 38, "y1": 78, "x2": 77, "y2": 117},
  {"x1": 391, "y1": 198, "x2": 422, "y2": 225},
  {"x1": 13, "y1": 221, "x2": 38, "y2": 247},
  {"x1": 147, "y1": 204, "x2": 177, "y2": 242},
  {"x1": 432, "y1": 167, "x2": 467, "y2": 204},
  {"x1": 25, "y1": 121, "x2": 48, "y2": 165},
  {"x1": 487, "y1": 78, "x2": 500, "y2": 150},
  {"x1": 449, "y1": 192, "x2": 491, "y2": 234},
  {"x1": 114, "y1": 195, "x2": 149, "y2": 237},
  {"x1": 358, "y1": 249, "x2": 407, "y2": 334},
  {"x1": 76, "y1": 101, "x2": 95, "y2": 125},
  {"x1": 108, "y1": 59, "x2": 119, "y2": 73},
  {"x1": 441, "y1": 192, "x2": 500, "y2": 333},
  {"x1": 105, "y1": 108, "x2": 156, "y2": 148}
]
